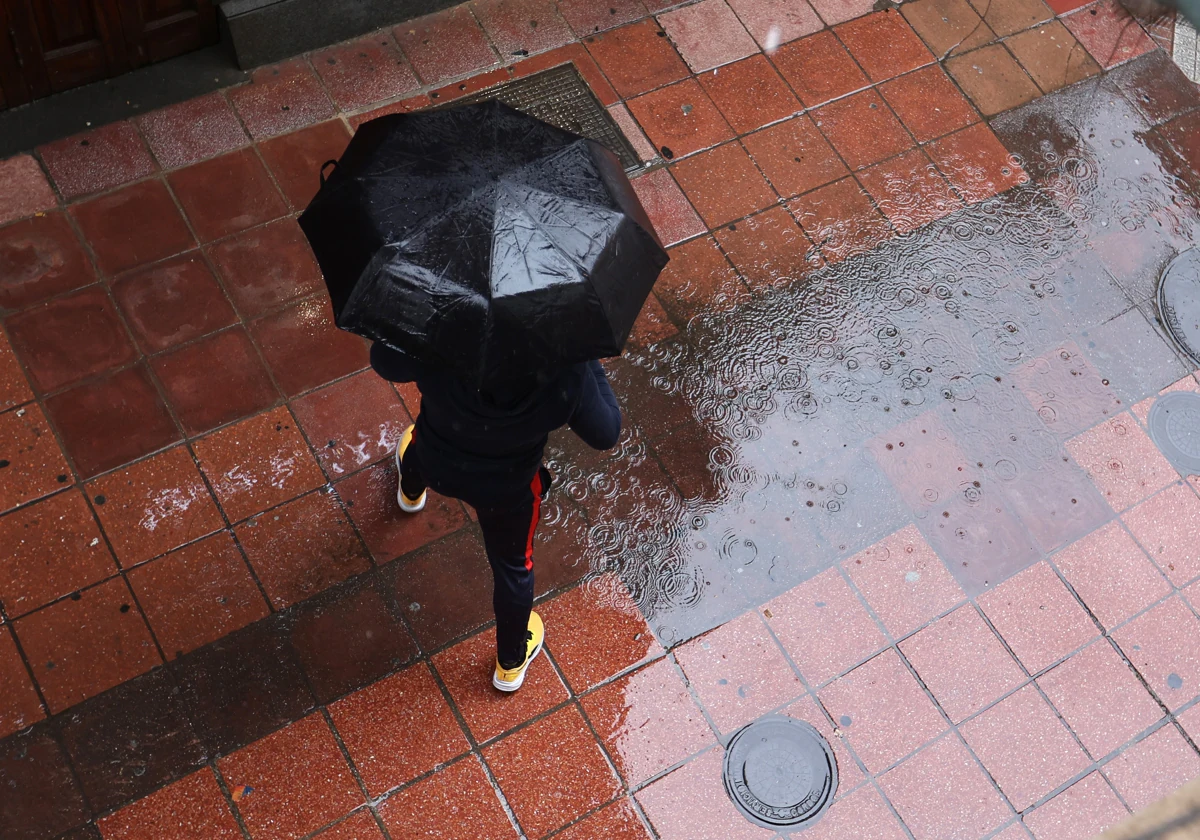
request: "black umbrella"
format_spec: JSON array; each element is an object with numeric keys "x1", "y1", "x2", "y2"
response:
[{"x1": 298, "y1": 101, "x2": 669, "y2": 390}]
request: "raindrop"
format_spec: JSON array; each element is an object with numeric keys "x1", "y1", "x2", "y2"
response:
[
  {"x1": 1168, "y1": 673, "x2": 1184, "y2": 689},
  {"x1": 839, "y1": 715, "x2": 852, "y2": 727}
]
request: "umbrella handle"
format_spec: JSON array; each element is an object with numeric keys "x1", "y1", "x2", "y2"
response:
[{"x1": 319, "y1": 159, "x2": 339, "y2": 186}]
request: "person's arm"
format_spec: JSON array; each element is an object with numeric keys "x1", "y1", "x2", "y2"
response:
[
  {"x1": 568, "y1": 360, "x2": 622, "y2": 450},
  {"x1": 370, "y1": 343, "x2": 423, "y2": 383}
]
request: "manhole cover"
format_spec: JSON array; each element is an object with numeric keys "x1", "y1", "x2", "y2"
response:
[
  {"x1": 722, "y1": 716, "x2": 837, "y2": 830},
  {"x1": 1149, "y1": 391, "x2": 1200, "y2": 474},
  {"x1": 1158, "y1": 248, "x2": 1200, "y2": 365}
]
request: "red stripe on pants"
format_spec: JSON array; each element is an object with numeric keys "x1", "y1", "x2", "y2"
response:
[{"x1": 523, "y1": 472, "x2": 543, "y2": 572}]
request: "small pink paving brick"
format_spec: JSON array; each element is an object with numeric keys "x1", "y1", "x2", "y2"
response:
[
  {"x1": 960, "y1": 684, "x2": 1091, "y2": 811},
  {"x1": 1037, "y1": 640, "x2": 1163, "y2": 760},
  {"x1": 1052, "y1": 521, "x2": 1171, "y2": 630},
  {"x1": 1014, "y1": 342, "x2": 1123, "y2": 437},
  {"x1": 781, "y1": 694, "x2": 864, "y2": 796},
  {"x1": 1065, "y1": 413, "x2": 1177, "y2": 512},
  {"x1": 818, "y1": 649, "x2": 947, "y2": 774},
  {"x1": 899, "y1": 604, "x2": 1025, "y2": 723},
  {"x1": 636, "y1": 748, "x2": 775, "y2": 840},
  {"x1": 1111, "y1": 595, "x2": 1200, "y2": 711},
  {"x1": 674, "y1": 611, "x2": 803, "y2": 734},
  {"x1": 843, "y1": 525, "x2": 965, "y2": 639},
  {"x1": 1103, "y1": 724, "x2": 1200, "y2": 811},
  {"x1": 1177, "y1": 703, "x2": 1200, "y2": 745},
  {"x1": 977, "y1": 561, "x2": 1098, "y2": 675},
  {"x1": 0, "y1": 155, "x2": 57, "y2": 224},
  {"x1": 1132, "y1": 375, "x2": 1200, "y2": 425},
  {"x1": 608, "y1": 104, "x2": 657, "y2": 163},
  {"x1": 631, "y1": 169, "x2": 706, "y2": 247},
  {"x1": 761, "y1": 567, "x2": 887, "y2": 686},
  {"x1": 657, "y1": 0, "x2": 759, "y2": 73},
  {"x1": 1122, "y1": 482, "x2": 1200, "y2": 586},
  {"x1": 1022, "y1": 773, "x2": 1129, "y2": 840},
  {"x1": 801, "y1": 783, "x2": 909, "y2": 840}
]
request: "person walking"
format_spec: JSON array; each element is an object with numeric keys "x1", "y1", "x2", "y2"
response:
[{"x1": 371, "y1": 345, "x2": 622, "y2": 691}]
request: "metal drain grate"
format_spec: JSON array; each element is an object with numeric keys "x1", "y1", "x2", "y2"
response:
[
  {"x1": 1159, "y1": 247, "x2": 1200, "y2": 365},
  {"x1": 1149, "y1": 392, "x2": 1200, "y2": 475},
  {"x1": 723, "y1": 716, "x2": 837, "y2": 831},
  {"x1": 435, "y1": 64, "x2": 642, "y2": 171}
]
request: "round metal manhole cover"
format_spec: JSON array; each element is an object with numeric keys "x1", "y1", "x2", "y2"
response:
[
  {"x1": 722, "y1": 716, "x2": 837, "y2": 831},
  {"x1": 1149, "y1": 391, "x2": 1200, "y2": 475},
  {"x1": 1158, "y1": 248, "x2": 1200, "y2": 365}
]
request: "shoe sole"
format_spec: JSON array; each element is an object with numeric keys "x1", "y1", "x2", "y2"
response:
[
  {"x1": 493, "y1": 638, "x2": 544, "y2": 693},
  {"x1": 394, "y1": 436, "x2": 426, "y2": 513}
]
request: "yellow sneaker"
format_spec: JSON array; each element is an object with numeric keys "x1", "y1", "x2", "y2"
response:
[
  {"x1": 394, "y1": 425, "x2": 427, "y2": 513},
  {"x1": 493, "y1": 611, "x2": 544, "y2": 692}
]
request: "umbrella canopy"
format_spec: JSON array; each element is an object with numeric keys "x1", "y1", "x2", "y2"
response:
[{"x1": 298, "y1": 101, "x2": 669, "y2": 389}]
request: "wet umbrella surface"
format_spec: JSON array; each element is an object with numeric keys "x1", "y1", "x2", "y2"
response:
[{"x1": 299, "y1": 101, "x2": 668, "y2": 389}]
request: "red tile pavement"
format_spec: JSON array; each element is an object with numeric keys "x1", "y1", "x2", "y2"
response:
[
  {"x1": 257, "y1": 120, "x2": 354, "y2": 212},
  {"x1": 291, "y1": 372, "x2": 410, "y2": 479},
  {"x1": 335, "y1": 462, "x2": 467, "y2": 562},
  {"x1": 789, "y1": 176, "x2": 892, "y2": 262},
  {"x1": 311, "y1": 35, "x2": 420, "y2": 111},
  {"x1": 68, "y1": 179, "x2": 195, "y2": 276},
  {"x1": 585, "y1": 19, "x2": 690, "y2": 100},
  {"x1": 727, "y1": 0, "x2": 824, "y2": 47},
  {"x1": 627, "y1": 78, "x2": 734, "y2": 160},
  {"x1": 770, "y1": 29, "x2": 869, "y2": 108},
  {"x1": 1103, "y1": 723, "x2": 1200, "y2": 811},
  {"x1": 807, "y1": 0, "x2": 878, "y2": 25},
  {"x1": 0, "y1": 625, "x2": 45, "y2": 738},
  {"x1": 472, "y1": 0, "x2": 574, "y2": 57},
  {"x1": 1066, "y1": 413, "x2": 1178, "y2": 513},
  {"x1": 0, "y1": 154, "x2": 57, "y2": 224},
  {"x1": 227, "y1": 60, "x2": 337, "y2": 141},
  {"x1": 636, "y1": 748, "x2": 775, "y2": 840},
  {"x1": 653, "y1": 235, "x2": 749, "y2": 322},
  {"x1": 658, "y1": 0, "x2": 759, "y2": 73},
  {"x1": 312, "y1": 810, "x2": 385, "y2": 839},
  {"x1": 857, "y1": 147, "x2": 963, "y2": 233},
  {"x1": 834, "y1": 10, "x2": 935, "y2": 82},
  {"x1": 0, "y1": 403, "x2": 72, "y2": 514},
  {"x1": 135, "y1": 94, "x2": 250, "y2": 170},
  {"x1": 37, "y1": 122, "x2": 157, "y2": 201},
  {"x1": 697, "y1": 54, "x2": 801, "y2": 134},
  {"x1": 1022, "y1": 772, "x2": 1129, "y2": 840},
  {"x1": 812, "y1": 89, "x2": 915, "y2": 171},
  {"x1": 249, "y1": 297, "x2": 370, "y2": 397},
  {"x1": 799, "y1": 783, "x2": 907, "y2": 840},
  {"x1": 376, "y1": 755, "x2": 515, "y2": 839},
  {"x1": 1111, "y1": 595, "x2": 1200, "y2": 711},
  {"x1": 782, "y1": 693, "x2": 866, "y2": 794},
  {"x1": 741, "y1": 115, "x2": 848, "y2": 199},
  {"x1": 670, "y1": 141, "x2": 776, "y2": 228},
  {"x1": 167, "y1": 148, "x2": 288, "y2": 244},
  {"x1": 0, "y1": 212, "x2": 97, "y2": 310},
  {"x1": 1061, "y1": 0, "x2": 1155, "y2": 69},
  {"x1": 712, "y1": 205, "x2": 822, "y2": 288},
  {"x1": 557, "y1": 0, "x2": 646, "y2": 37},
  {"x1": 98, "y1": 769, "x2": 242, "y2": 840},
  {"x1": 925, "y1": 122, "x2": 1027, "y2": 202},
  {"x1": 630, "y1": 168, "x2": 706, "y2": 247},
  {"x1": 1122, "y1": 482, "x2": 1200, "y2": 586},
  {"x1": 555, "y1": 798, "x2": 652, "y2": 840},
  {"x1": 1052, "y1": 520, "x2": 1171, "y2": 630},
  {"x1": 878, "y1": 65, "x2": 981, "y2": 143},
  {"x1": 206, "y1": 217, "x2": 325, "y2": 318},
  {"x1": 111, "y1": 253, "x2": 239, "y2": 354},
  {"x1": 0, "y1": 332, "x2": 31, "y2": 412},
  {"x1": 394, "y1": 6, "x2": 499, "y2": 86}
]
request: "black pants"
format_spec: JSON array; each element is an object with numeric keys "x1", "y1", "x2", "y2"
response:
[{"x1": 400, "y1": 441, "x2": 549, "y2": 667}]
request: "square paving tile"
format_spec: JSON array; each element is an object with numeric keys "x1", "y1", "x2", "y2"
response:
[
  {"x1": 977, "y1": 560, "x2": 1098, "y2": 674},
  {"x1": 1022, "y1": 772, "x2": 1128, "y2": 840},
  {"x1": 151, "y1": 327, "x2": 280, "y2": 436},
  {"x1": 818, "y1": 649, "x2": 947, "y2": 773},
  {"x1": 111, "y1": 252, "x2": 239, "y2": 354},
  {"x1": 312, "y1": 34, "x2": 419, "y2": 111},
  {"x1": 0, "y1": 489, "x2": 115, "y2": 617},
  {"x1": 781, "y1": 693, "x2": 865, "y2": 795},
  {"x1": 128, "y1": 531, "x2": 268, "y2": 659},
  {"x1": 219, "y1": 713, "x2": 363, "y2": 840},
  {"x1": 0, "y1": 154, "x2": 56, "y2": 225},
  {"x1": 628, "y1": 78, "x2": 734, "y2": 161},
  {"x1": 900, "y1": 604, "x2": 1025, "y2": 722},
  {"x1": 14, "y1": 576, "x2": 160, "y2": 713},
  {"x1": 1122, "y1": 483, "x2": 1200, "y2": 586},
  {"x1": 227, "y1": 59, "x2": 337, "y2": 140},
  {"x1": 312, "y1": 811, "x2": 384, "y2": 840},
  {"x1": 135, "y1": 93, "x2": 250, "y2": 170},
  {"x1": 925, "y1": 121, "x2": 1027, "y2": 202},
  {"x1": 675, "y1": 611, "x2": 804, "y2": 734},
  {"x1": 87, "y1": 445, "x2": 223, "y2": 567},
  {"x1": 659, "y1": 0, "x2": 758, "y2": 73},
  {"x1": 257, "y1": 120, "x2": 354, "y2": 211},
  {"x1": 967, "y1": 0, "x2": 1053, "y2": 36},
  {"x1": 762, "y1": 567, "x2": 887, "y2": 686},
  {"x1": 586, "y1": 19, "x2": 689, "y2": 99},
  {"x1": 959, "y1": 683, "x2": 1091, "y2": 810},
  {"x1": 653, "y1": 236, "x2": 749, "y2": 322},
  {"x1": 236, "y1": 490, "x2": 370, "y2": 609},
  {"x1": 0, "y1": 728, "x2": 89, "y2": 839},
  {"x1": 879, "y1": 65, "x2": 981, "y2": 143},
  {"x1": 0, "y1": 212, "x2": 97, "y2": 310},
  {"x1": 1112, "y1": 595, "x2": 1200, "y2": 711},
  {"x1": 69, "y1": 179, "x2": 196, "y2": 276},
  {"x1": 697, "y1": 54, "x2": 801, "y2": 135},
  {"x1": 6, "y1": 286, "x2": 137, "y2": 394},
  {"x1": 1013, "y1": 341, "x2": 1122, "y2": 437},
  {"x1": 713, "y1": 205, "x2": 821, "y2": 288},
  {"x1": 394, "y1": 5, "x2": 498, "y2": 86},
  {"x1": 727, "y1": 0, "x2": 823, "y2": 47},
  {"x1": 812, "y1": 89, "x2": 916, "y2": 170},
  {"x1": 1062, "y1": 0, "x2": 1155, "y2": 69},
  {"x1": 206, "y1": 217, "x2": 324, "y2": 318},
  {"x1": 330, "y1": 663, "x2": 469, "y2": 796},
  {"x1": 0, "y1": 626, "x2": 44, "y2": 738},
  {"x1": 433, "y1": 626, "x2": 569, "y2": 742},
  {"x1": 97, "y1": 768, "x2": 242, "y2": 840},
  {"x1": 806, "y1": 0, "x2": 877, "y2": 26},
  {"x1": 292, "y1": 371, "x2": 409, "y2": 479},
  {"x1": 485, "y1": 704, "x2": 621, "y2": 838},
  {"x1": 835, "y1": 10, "x2": 935, "y2": 81},
  {"x1": 249, "y1": 297, "x2": 370, "y2": 397},
  {"x1": 630, "y1": 168, "x2": 706, "y2": 247},
  {"x1": 1052, "y1": 520, "x2": 1170, "y2": 629},
  {"x1": 796, "y1": 783, "x2": 907, "y2": 840},
  {"x1": 609, "y1": 103, "x2": 657, "y2": 162},
  {"x1": 472, "y1": 0, "x2": 573, "y2": 56},
  {"x1": 541, "y1": 577, "x2": 662, "y2": 692},
  {"x1": 901, "y1": 0, "x2": 996, "y2": 57},
  {"x1": 1111, "y1": 50, "x2": 1200, "y2": 126},
  {"x1": 770, "y1": 30, "x2": 869, "y2": 108},
  {"x1": 670, "y1": 141, "x2": 776, "y2": 228},
  {"x1": 628, "y1": 291, "x2": 679, "y2": 347},
  {"x1": 167, "y1": 148, "x2": 288, "y2": 243},
  {"x1": 557, "y1": 0, "x2": 645, "y2": 36},
  {"x1": 581, "y1": 657, "x2": 713, "y2": 785},
  {"x1": 1179, "y1": 703, "x2": 1200, "y2": 747},
  {"x1": 1103, "y1": 723, "x2": 1200, "y2": 811},
  {"x1": 0, "y1": 331, "x2": 31, "y2": 413},
  {"x1": 788, "y1": 176, "x2": 892, "y2": 262},
  {"x1": 192, "y1": 406, "x2": 325, "y2": 523},
  {"x1": 945, "y1": 44, "x2": 1042, "y2": 116},
  {"x1": 556, "y1": 798, "x2": 652, "y2": 840},
  {"x1": 1039, "y1": 639, "x2": 1163, "y2": 759},
  {"x1": 842, "y1": 524, "x2": 965, "y2": 639},
  {"x1": 38, "y1": 121, "x2": 156, "y2": 200},
  {"x1": 858, "y1": 147, "x2": 963, "y2": 233},
  {"x1": 1006, "y1": 21, "x2": 1101, "y2": 93},
  {"x1": 45, "y1": 364, "x2": 182, "y2": 479},
  {"x1": 377, "y1": 755, "x2": 516, "y2": 840},
  {"x1": 741, "y1": 115, "x2": 848, "y2": 199},
  {"x1": 636, "y1": 748, "x2": 776, "y2": 840},
  {"x1": 0, "y1": 403, "x2": 72, "y2": 513},
  {"x1": 879, "y1": 733, "x2": 1011, "y2": 838}
]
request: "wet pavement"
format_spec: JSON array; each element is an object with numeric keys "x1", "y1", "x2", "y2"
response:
[{"x1": 3, "y1": 0, "x2": 1200, "y2": 838}]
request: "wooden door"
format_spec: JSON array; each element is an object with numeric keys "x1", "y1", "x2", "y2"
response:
[{"x1": 115, "y1": 0, "x2": 217, "y2": 66}]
